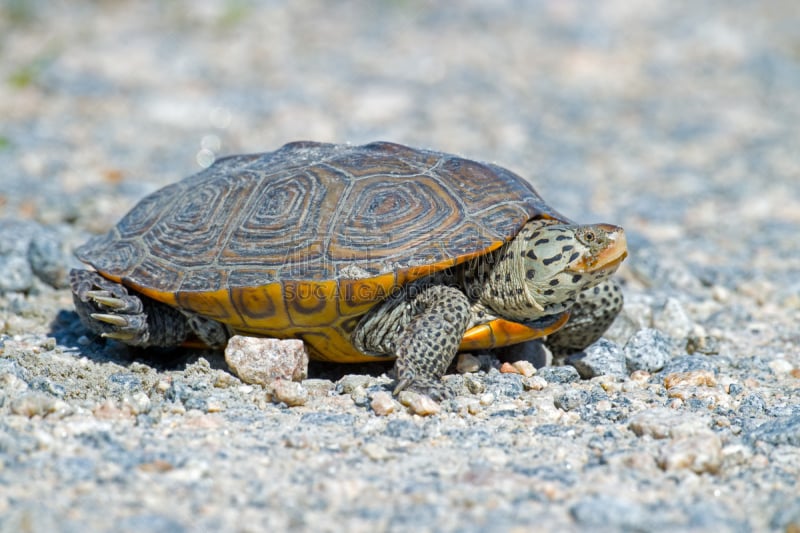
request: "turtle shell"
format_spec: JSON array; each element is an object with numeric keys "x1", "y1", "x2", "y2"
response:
[{"x1": 76, "y1": 141, "x2": 568, "y2": 362}]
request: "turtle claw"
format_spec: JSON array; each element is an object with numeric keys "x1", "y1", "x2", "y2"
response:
[
  {"x1": 91, "y1": 313, "x2": 130, "y2": 327},
  {"x1": 393, "y1": 377, "x2": 414, "y2": 396},
  {"x1": 393, "y1": 373, "x2": 450, "y2": 401},
  {"x1": 101, "y1": 331, "x2": 136, "y2": 341},
  {"x1": 88, "y1": 293, "x2": 128, "y2": 310}
]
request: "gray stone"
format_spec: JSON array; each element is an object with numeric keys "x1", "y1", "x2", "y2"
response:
[
  {"x1": 28, "y1": 231, "x2": 70, "y2": 288},
  {"x1": 570, "y1": 496, "x2": 654, "y2": 531},
  {"x1": 624, "y1": 328, "x2": 673, "y2": 372},
  {"x1": 0, "y1": 254, "x2": 33, "y2": 292},
  {"x1": 745, "y1": 416, "x2": 800, "y2": 446},
  {"x1": 628, "y1": 408, "x2": 712, "y2": 439},
  {"x1": 481, "y1": 371, "x2": 525, "y2": 397},
  {"x1": 660, "y1": 355, "x2": 718, "y2": 375},
  {"x1": 738, "y1": 393, "x2": 767, "y2": 417},
  {"x1": 554, "y1": 389, "x2": 591, "y2": 411},
  {"x1": 537, "y1": 365, "x2": 581, "y2": 384},
  {"x1": 566, "y1": 339, "x2": 627, "y2": 378},
  {"x1": 653, "y1": 297, "x2": 694, "y2": 342}
]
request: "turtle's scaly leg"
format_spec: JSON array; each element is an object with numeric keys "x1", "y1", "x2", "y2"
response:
[
  {"x1": 353, "y1": 283, "x2": 471, "y2": 398},
  {"x1": 545, "y1": 279, "x2": 623, "y2": 357},
  {"x1": 70, "y1": 269, "x2": 190, "y2": 347}
]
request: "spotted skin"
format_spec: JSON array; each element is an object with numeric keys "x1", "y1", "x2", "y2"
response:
[
  {"x1": 545, "y1": 279, "x2": 624, "y2": 357},
  {"x1": 352, "y1": 219, "x2": 626, "y2": 395},
  {"x1": 354, "y1": 283, "x2": 471, "y2": 398}
]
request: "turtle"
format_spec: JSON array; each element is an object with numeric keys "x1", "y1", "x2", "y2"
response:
[{"x1": 70, "y1": 141, "x2": 627, "y2": 396}]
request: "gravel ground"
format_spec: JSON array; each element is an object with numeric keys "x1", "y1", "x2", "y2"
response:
[{"x1": 2, "y1": 1, "x2": 800, "y2": 531}]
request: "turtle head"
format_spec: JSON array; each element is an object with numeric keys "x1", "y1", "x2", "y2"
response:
[{"x1": 521, "y1": 221, "x2": 627, "y2": 313}]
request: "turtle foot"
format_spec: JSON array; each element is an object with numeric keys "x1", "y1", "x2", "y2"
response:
[
  {"x1": 70, "y1": 269, "x2": 153, "y2": 346},
  {"x1": 393, "y1": 373, "x2": 452, "y2": 401}
]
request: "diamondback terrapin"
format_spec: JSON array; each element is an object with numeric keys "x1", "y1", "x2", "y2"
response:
[{"x1": 71, "y1": 141, "x2": 627, "y2": 395}]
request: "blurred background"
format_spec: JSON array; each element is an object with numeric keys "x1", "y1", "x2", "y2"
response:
[
  {"x1": 1, "y1": 3, "x2": 800, "y2": 530},
  {"x1": 0, "y1": 0, "x2": 798, "y2": 288}
]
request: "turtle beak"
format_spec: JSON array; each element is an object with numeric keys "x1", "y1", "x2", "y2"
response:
[{"x1": 570, "y1": 224, "x2": 628, "y2": 273}]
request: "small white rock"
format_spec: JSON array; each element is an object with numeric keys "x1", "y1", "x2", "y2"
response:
[
  {"x1": 362, "y1": 442, "x2": 391, "y2": 461},
  {"x1": 370, "y1": 391, "x2": 397, "y2": 416},
  {"x1": 397, "y1": 391, "x2": 441, "y2": 416},
  {"x1": 768, "y1": 359, "x2": 794, "y2": 375},
  {"x1": 456, "y1": 353, "x2": 481, "y2": 374},
  {"x1": 225, "y1": 336, "x2": 309, "y2": 386},
  {"x1": 658, "y1": 433, "x2": 722, "y2": 474},
  {"x1": 512, "y1": 360, "x2": 536, "y2": 377},
  {"x1": 479, "y1": 392, "x2": 495, "y2": 406},
  {"x1": 271, "y1": 379, "x2": 309, "y2": 407}
]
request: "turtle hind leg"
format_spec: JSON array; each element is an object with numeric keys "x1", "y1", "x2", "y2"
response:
[
  {"x1": 354, "y1": 283, "x2": 471, "y2": 399},
  {"x1": 545, "y1": 279, "x2": 623, "y2": 358},
  {"x1": 184, "y1": 314, "x2": 229, "y2": 349},
  {"x1": 70, "y1": 269, "x2": 190, "y2": 348}
]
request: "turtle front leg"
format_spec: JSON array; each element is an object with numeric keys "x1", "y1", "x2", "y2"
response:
[
  {"x1": 353, "y1": 284, "x2": 471, "y2": 398},
  {"x1": 70, "y1": 269, "x2": 190, "y2": 348},
  {"x1": 545, "y1": 279, "x2": 624, "y2": 357}
]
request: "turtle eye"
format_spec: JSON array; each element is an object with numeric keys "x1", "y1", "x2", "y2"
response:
[{"x1": 583, "y1": 230, "x2": 596, "y2": 243}]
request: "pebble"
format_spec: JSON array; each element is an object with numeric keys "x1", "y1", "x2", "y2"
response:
[
  {"x1": 624, "y1": 328, "x2": 673, "y2": 372},
  {"x1": 554, "y1": 389, "x2": 590, "y2": 411},
  {"x1": 456, "y1": 353, "x2": 481, "y2": 373},
  {"x1": 224, "y1": 336, "x2": 308, "y2": 386},
  {"x1": 768, "y1": 359, "x2": 794, "y2": 375},
  {"x1": 9, "y1": 392, "x2": 69, "y2": 418},
  {"x1": 537, "y1": 366, "x2": 580, "y2": 384},
  {"x1": 463, "y1": 374, "x2": 486, "y2": 394},
  {"x1": 511, "y1": 360, "x2": 536, "y2": 377},
  {"x1": 0, "y1": 220, "x2": 71, "y2": 291},
  {"x1": 522, "y1": 375, "x2": 547, "y2": 391},
  {"x1": 336, "y1": 374, "x2": 374, "y2": 394},
  {"x1": 738, "y1": 393, "x2": 767, "y2": 417},
  {"x1": 685, "y1": 328, "x2": 721, "y2": 355},
  {"x1": 496, "y1": 340, "x2": 550, "y2": 368},
  {"x1": 570, "y1": 496, "x2": 653, "y2": 531},
  {"x1": 628, "y1": 407, "x2": 712, "y2": 439},
  {"x1": 270, "y1": 380, "x2": 309, "y2": 407},
  {"x1": 361, "y1": 442, "x2": 391, "y2": 461},
  {"x1": 566, "y1": 338, "x2": 627, "y2": 378},
  {"x1": 302, "y1": 378, "x2": 336, "y2": 397},
  {"x1": 0, "y1": 255, "x2": 34, "y2": 292},
  {"x1": 121, "y1": 391, "x2": 151, "y2": 415},
  {"x1": 369, "y1": 391, "x2": 397, "y2": 416},
  {"x1": 482, "y1": 371, "x2": 525, "y2": 397},
  {"x1": 0, "y1": 372, "x2": 29, "y2": 394},
  {"x1": 663, "y1": 370, "x2": 717, "y2": 389},
  {"x1": 658, "y1": 433, "x2": 723, "y2": 474},
  {"x1": 660, "y1": 355, "x2": 718, "y2": 375},
  {"x1": 499, "y1": 362, "x2": 518, "y2": 374},
  {"x1": 27, "y1": 230, "x2": 70, "y2": 288},
  {"x1": 745, "y1": 415, "x2": 800, "y2": 446},
  {"x1": 653, "y1": 297, "x2": 694, "y2": 341},
  {"x1": 397, "y1": 391, "x2": 441, "y2": 416}
]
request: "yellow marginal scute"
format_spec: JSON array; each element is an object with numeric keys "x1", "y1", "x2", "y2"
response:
[
  {"x1": 229, "y1": 282, "x2": 290, "y2": 330},
  {"x1": 459, "y1": 312, "x2": 570, "y2": 351},
  {"x1": 300, "y1": 328, "x2": 385, "y2": 363},
  {"x1": 283, "y1": 279, "x2": 340, "y2": 327},
  {"x1": 337, "y1": 272, "x2": 398, "y2": 317}
]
